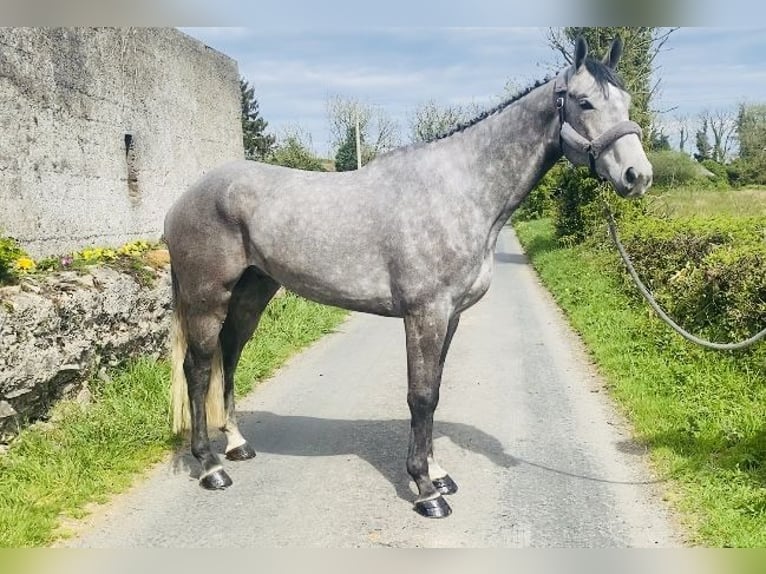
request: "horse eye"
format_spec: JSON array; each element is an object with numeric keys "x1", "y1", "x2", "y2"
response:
[{"x1": 578, "y1": 99, "x2": 594, "y2": 110}]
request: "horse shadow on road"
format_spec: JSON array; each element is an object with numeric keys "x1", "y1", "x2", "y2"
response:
[
  {"x1": 172, "y1": 411, "x2": 664, "y2": 501},
  {"x1": 494, "y1": 251, "x2": 528, "y2": 265},
  {"x1": 173, "y1": 412, "x2": 519, "y2": 502}
]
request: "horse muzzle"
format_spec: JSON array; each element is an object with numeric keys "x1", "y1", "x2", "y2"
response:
[{"x1": 615, "y1": 162, "x2": 653, "y2": 198}]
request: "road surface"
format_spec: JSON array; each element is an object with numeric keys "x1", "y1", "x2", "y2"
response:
[{"x1": 65, "y1": 227, "x2": 682, "y2": 547}]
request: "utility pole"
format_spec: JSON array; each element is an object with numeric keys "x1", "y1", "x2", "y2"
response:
[{"x1": 355, "y1": 113, "x2": 361, "y2": 170}]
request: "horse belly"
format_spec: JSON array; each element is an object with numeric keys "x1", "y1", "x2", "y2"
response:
[
  {"x1": 458, "y1": 252, "x2": 494, "y2": 312},
  {"x1": 259, "y1": 248, "x2": 398, "y2": 316}
]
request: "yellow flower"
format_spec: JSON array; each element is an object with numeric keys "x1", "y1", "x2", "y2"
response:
[
  {"x1": 118, "y1": 240, "x2": 150, "y2": 257},
  {"x1": 101, "y1": 248, "x2": 117, "y2": 261},
  {"x1": 79, "y1": 248, "x2": 100, "y2": 262},
  {"x1": 14, "y1": 256, "x2": 36, "y2": 272},
  {"x1": 78, "y1": 247, "x2": 117, "y2": 263}
]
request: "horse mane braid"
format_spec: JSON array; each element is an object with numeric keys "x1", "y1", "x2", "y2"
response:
[
  {"x1": 430, "y1": 56, "x2": 625, "y2": 143},
  {"x1": 430, "y1": 76, "x2": 553, "y2": 142},
  {"x1": 371, "y1": 57, "x2": 627, "y2": 160}
]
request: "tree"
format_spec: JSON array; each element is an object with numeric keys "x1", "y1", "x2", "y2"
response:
[
  {"x1": 674, "y1": 113, "x2": 690, "y2": 153},
  {"x1": 240, "y1": 77, "x2": 276, "y2": 160},
  {"x1": 326, "y1": 95, "x2": 399, "y2": 164},
  {"x1": 409, "y1": 77, "x2": 521, "y2": 145},
  {"x1": 694, "y1": 110, "x2": 736, "y2": 163},
  {"x1": 649, "y1": 128, "x2": 671, "y2": 151},
  {"x1": 409, "y1": 100, "x2": 468, "y2": 143},
  {"x1": 545, "y1": 27, "x2": 666, "y2": 245},
  {"x1": 694, "y1": 118, "x2": 712, "y2": 161},
  {"x1": 734, "y1": 103, "x2": 766, "y2": 184},
  {"x1": 267, "y1": 127, "x2": 325, "y2": 171},
  {"x1": 703, "y1": 109, "x2": 737, "y2": 163},
  {"x1": 546, "y1": 27, "x2": 676, "y2": 140},
  {"x1": 334, "y1": 126, "x2": 360, "y2": 172},
  {"x1": 737, "y1": 103, "x2": 766, "y2": 161}
]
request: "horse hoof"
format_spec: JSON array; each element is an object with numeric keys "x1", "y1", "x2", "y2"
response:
[
  {"x1": 225, "y1": 443, "x2": 256, "y2": 461},
  {"x1": 432, "y1": 475, "x2": 458, "y2": 495},
  {"x1": 414, "y1": 496, "x2": 452, "y2": 518},
  {"x1": 200, "y1": 468, "x2": 232, "y2": 490}
]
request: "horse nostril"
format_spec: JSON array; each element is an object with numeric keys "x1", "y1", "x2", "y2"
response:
[{"x1": 625, "y1": 167, "x2": 637, "y2": 186}]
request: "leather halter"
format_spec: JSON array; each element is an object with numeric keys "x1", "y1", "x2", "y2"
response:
[{"x1": 553, "y1": 69, "x2": 643, "y2": 177}]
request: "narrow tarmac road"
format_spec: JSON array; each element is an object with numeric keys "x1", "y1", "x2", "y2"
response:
[{"x1": 66, "y1": 227, "x2": 682, "y2": 548}]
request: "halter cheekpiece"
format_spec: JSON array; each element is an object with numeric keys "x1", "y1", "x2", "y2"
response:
[{"x1": 553, "y1": 69, "x2": 643, "y2": 177}]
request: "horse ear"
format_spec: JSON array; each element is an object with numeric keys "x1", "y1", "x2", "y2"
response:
[
  {"x1": 604, "y1": 35, "x2": 623, "y2": 70},
  {"x1": 574, "y1": 36, "x2": 588, "y2": 70}
]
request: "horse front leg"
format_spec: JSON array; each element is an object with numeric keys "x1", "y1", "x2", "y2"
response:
[
  {"x1": 429, "y1": 313, "x2": 460, "y2": 496},
  {"x1": 404, "y1": 304, "x2": 457, "y2": 518}
]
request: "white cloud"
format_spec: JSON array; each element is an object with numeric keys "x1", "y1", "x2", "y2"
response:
[{"x1": 185, "y1": 26, "x2": 766, "y2": 157}]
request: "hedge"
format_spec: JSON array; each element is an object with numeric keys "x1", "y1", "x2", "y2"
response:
[{"x1": 614, "y1": 214, "x2": 766, "y2": 344}]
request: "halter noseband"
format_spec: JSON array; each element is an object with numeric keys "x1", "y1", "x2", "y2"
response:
[{"x1": 553, "y1": 70, "x2": 643, "y2": 177}]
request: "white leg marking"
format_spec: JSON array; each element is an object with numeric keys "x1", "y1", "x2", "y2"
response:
[
  {"x1": 223, "y1": 420, "x2": 247, "y2": 453},
  {"x1": 428, "y1": 456, "x2": 448, "y2": 480}
]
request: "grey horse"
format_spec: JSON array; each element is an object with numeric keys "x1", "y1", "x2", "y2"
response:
[{"x1": 164, "y1": 36, "x2": 652, "y2": 518}]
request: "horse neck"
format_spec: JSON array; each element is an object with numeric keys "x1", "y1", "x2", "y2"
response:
[{"x1": 443, "y1": 80, "x2": 562, "y2": 224}]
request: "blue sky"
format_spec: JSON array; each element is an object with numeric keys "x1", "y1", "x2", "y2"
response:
[{"x1": 180, "y1": 27, "x2": 766, "y2": 158}]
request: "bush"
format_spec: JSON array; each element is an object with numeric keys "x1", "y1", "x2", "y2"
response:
[
  {"x1": 647, "y1": 150, "x2": 706, "y2": 188},
  {"x1": 553, "y1": 165, "x2": 648, "y2": 247},
  {"x1": 616, "y1": 214, "x2": 766, "y2": 343},
  {"x1": 514, "y1": 161, "x2": 565, "y2": 222},
  {"x1": 725, "y1": 159, "x2": 746, "y2": 187},
  {"x1": 267, "y1": 136, "x2": 326, "y2": 172},
  {"x1": 699, "y1": 159, "x2": 731, "y2": 189},
  {"x1": 0, "y1": 236, "x2": 26, "y2": 284},
  {"x1": 554, "y1": 166, "x2": 604, "y2": 245},
  {"x1": 727, "y1": 156, "x2": 766, "y2": 187}
]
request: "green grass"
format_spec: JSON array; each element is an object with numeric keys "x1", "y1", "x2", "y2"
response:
[
  {"x1": 514, "y1": 219, "x2": 766, "y2": 547},
  {"x1": 0, "y1": 292, "x2": 347, "y2": 547},
  {"x1": 647, "y1": 186, "x2": 766, "y2": 218}
]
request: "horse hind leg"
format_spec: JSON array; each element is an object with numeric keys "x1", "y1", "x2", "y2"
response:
[
  {"x1": 172, "y1": 262, "x2": 245, "y2": 489},
  {"x1": 219, "y1": 268, "x2": 281, "y2": 461},
  {"x1": 182, "y1": 301, "x2": 233, "y2": 490}
]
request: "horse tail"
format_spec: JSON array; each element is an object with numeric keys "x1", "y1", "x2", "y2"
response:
[{"x1": 170, "y1": 270, "x2": 226, "y2": 434}]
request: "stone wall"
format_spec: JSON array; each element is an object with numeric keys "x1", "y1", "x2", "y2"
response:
[
  {"x1": 0, "y1": 28, "x2": 244, "y2": 257},
  {"x1": 0, "y1": 266, "x2": 171, "y2": 440}
]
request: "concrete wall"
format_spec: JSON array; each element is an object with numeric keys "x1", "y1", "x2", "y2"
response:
[{"x1": 0, "y1": 28, "x2": 244, "y2": 257}]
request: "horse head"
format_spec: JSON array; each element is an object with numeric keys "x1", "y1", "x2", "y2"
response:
[{"x1": 556, "y1": 35, "x2": 653, "y2": 198}]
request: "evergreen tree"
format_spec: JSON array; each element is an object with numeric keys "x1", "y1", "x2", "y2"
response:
[
  {"x1": 334, "y1": 127, "x2": 360, "y2": 172},
  {"x1": 649, "y1": 129, "x2": 671, "y2": 151},
  {"x1": 240, "y1": 78, "x2": 275, "y2": 160},
  {"x1": 694, "y1": 118, "x2": 712, "y2": 161}
]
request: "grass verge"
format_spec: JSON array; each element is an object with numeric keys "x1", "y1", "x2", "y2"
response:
[
  {"x1": 514, "y1": 219, "x2": 766, "y2": 547},
  {"x1": 0, "y1": 292, "x2": 347, "y2": 547},
  {"x1": 646, "y1": 186, "x2": 766, "y2": 218}
]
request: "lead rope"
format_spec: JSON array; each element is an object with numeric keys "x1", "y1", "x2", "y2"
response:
[{"x1": 603, "y1": 201, "x2": 766, "y2": 351}]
